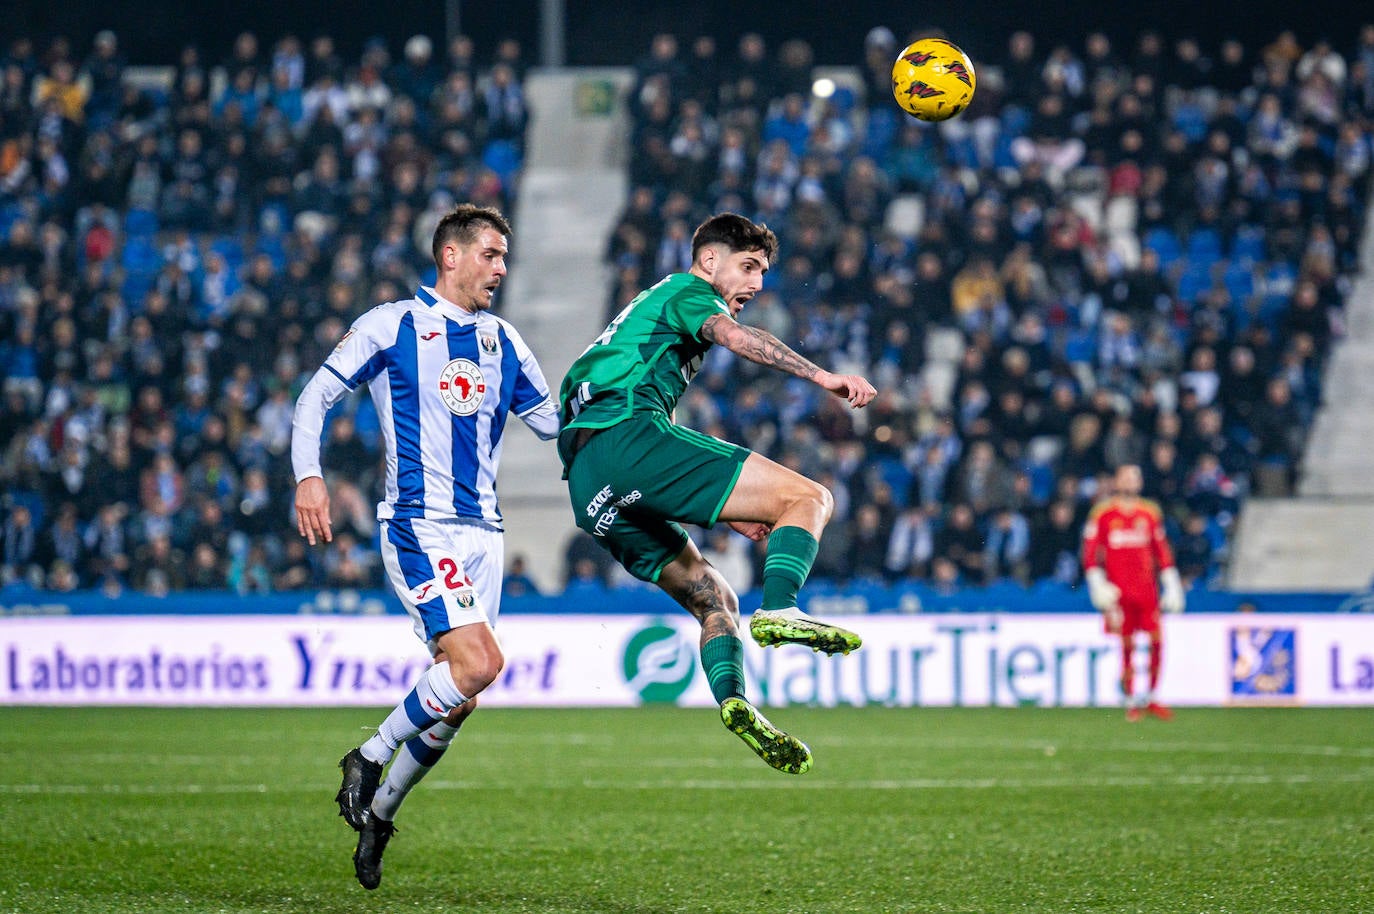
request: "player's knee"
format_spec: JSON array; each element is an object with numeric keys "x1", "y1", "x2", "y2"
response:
[
  {"x1": 797, "y1": 477, "x2": 833, "y2": 524},
  {"x1": 774, "y1": 475, "x2": 832, "y2": 523},
  {"x1": 449, "y1": 643, "x2": 505, "y2": 695},
  {"x1": 710, "y1": 579, "x2": 740, "y2": 618},
  {"x1": 469, "y1": 649, "x2": 505, "y2": 693}
]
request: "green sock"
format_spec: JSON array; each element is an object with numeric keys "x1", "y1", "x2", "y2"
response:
[
  {"x1": 701, "y1": 635, "x2": 745, "y2": 703},
  {"x1": 761, "y1": 526, "x2": 818, "y2": 610}
]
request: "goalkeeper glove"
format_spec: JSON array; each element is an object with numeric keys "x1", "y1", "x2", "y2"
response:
[
  {"x1": 1160, "y1": 567, "x2": 1186, "y2": 613},
  {"x1": 1085, "y1": 567, "x2": 1121, "y2": 613}
]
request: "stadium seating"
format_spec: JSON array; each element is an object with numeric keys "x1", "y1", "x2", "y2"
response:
[
  {"x1": 1, "y1": 25, "x2": 1371, "y2": 598},
  {"x1": 605, "y1": 26, "x2": 1372, "y2": 592},
  {"x1": 0, "y1": 29, "x2": 529, "y2": 594}
]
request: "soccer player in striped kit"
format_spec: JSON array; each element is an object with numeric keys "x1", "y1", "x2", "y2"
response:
[{"x1": 292, "y1": 204, "x2": 558, "y2": 889}]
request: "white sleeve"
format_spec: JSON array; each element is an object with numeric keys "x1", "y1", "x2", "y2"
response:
[
  {"x1": 518, "y1": 397, "x2": 561, "y2": 440},
  {"x1": 503, "y1": 321, "x2": 559, "y2": 440},
  {"x1": 291, "y1": 367, "x2": 352, "y2": 482},
  {"x1": 291, "y1": 311, "x2": 390, "y2": 482}
]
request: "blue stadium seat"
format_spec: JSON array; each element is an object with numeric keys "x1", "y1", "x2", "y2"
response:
[
  {"x1": 1063, "y1": 328, "x2": 1096, "y2": 364},
  {"x1": 124, "y1": 208, "x2": 158, "y2": 238},
  {"x1": 121, "y1": 272, "x2": 154, "y2": 307},
  {"x1": 1172, "y1": 100, "x2": 1209, "y2": 142},
  {"x1": 861, "y1": 107, "x2": 900, "y2": 160},
  {"x1": 121, "y1": 235, "x2": 159, "y2": 273},
  {"x1": 353, "y1": 396, "x2": 382, "y2": 446},
  {"x1": 1224, "y1": 262, "x2": 1255, "y2": 304},
  {"x1": 1000, "y1": 105, "x2": 1032, "y2": 137},
  {"x1": 992, "y1": 135, "x2": 1019, "y2": 170},
  {"x1": 1176, "y1": 262, "x2": 1212, "y2": 303},
  {"x1": 1024, "y1": 462, "x2": 1056, "y2": 503},
  {"x1": 254, "y1": 236, "x2": 287, "y2": 270},
  {"x1": 1144, "y1": 227, "x2": 1182, "y2": 270},
  {"x1": 0, "y1": 203, "x2": 23, "y2": 238},
  {"x1": 870, "y1": 456, "x2": 914, "y2": 508},
  {"x1": 1186, "y1": 228, "x2": 1223, "y2": 270},
  {"x1": 482, "y1": 140, "x2": 523, "y2": 188},
  {"x1": 1230, "y1": 226, "x2": 1266, "y2": 264}
]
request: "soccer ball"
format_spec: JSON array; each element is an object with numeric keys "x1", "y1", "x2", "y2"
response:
[{"x1": 891, "y1": 37, "x2": 976, "y2": 122}]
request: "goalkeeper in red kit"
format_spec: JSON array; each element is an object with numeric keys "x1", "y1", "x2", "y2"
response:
[{"x1": 1081, "y1": 464, "x2": 1186, "y2": 720}]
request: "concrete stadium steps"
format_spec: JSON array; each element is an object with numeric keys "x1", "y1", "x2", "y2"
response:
[
  {"x1": 497, "y1": 68, "x2": 633, "y2": 593},
  {"x1": 1299, "y1": 270, "x2": 1374, "y2": 497},
  {"x1": 1229, "y1": 188, "x2": 1374, "y2": 590},
  {"x1": 1229, "y1": 499, "x2": 1374, "y2": 591}
]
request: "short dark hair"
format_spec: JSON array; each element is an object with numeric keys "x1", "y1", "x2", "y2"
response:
[
  {"x1": 690, "y1": 212, "x2": 778, "y2": 264},
  {"x1": 431, "y1": 204, "x2": 512, "y2": 266}
]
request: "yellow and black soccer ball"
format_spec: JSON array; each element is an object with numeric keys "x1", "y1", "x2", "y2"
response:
[{"x1": 891, "y1": 37, "x2": 977, "y2": 122}]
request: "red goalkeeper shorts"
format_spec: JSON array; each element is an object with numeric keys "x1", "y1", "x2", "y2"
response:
[{"x1": 1116, "y1": 592, "x2": 1161, "y2": 637}]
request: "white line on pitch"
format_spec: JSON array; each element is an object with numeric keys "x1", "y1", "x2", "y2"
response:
[{"x1": 4, "y1": 769, "x2": 1373, "y2": 796}]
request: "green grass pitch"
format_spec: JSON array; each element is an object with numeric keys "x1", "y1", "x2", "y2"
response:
[{"x1": 2, "y1": 706, "x2": 1371, "y2": 913}]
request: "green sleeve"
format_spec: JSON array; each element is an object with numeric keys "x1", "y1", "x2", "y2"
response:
[{"x1": 669, "y1": 285, "x2": 733, "y2": 342}]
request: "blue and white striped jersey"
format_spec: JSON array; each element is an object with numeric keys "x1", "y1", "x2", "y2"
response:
[{"x1": 292, "y1": 285, "x2": 559, "y2": 528}]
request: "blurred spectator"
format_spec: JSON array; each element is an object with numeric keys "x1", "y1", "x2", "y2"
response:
[
  {"x1": 0, "y1": 28, "x2": 529, "y2": 594},
  {"x1": 502, "y1": 554, "x2": 542, "y2": 598},
  {"x1": 563, "y1": 531, "x2": 612, "y2": 589},
  {"x1": 1173, "y1": 512, "x2": 1214, "y2": 585},
  {"x1": 700, "y1": 527, "x2": 754, "y2": 592},
  {"x1": 1, "y1": 504, "x2": 40, "y2": 587},
  {"x1": 273, "y1": 538, "x2": 315, "y2": 591},
  {"x1": 885, "y1": 505, "x2": 934, "y2": 580},
  {"x1": 131, "y1": 534, "x2": 186, "y2": 595},
  {"x1": 4, "y1": 24, "x2": 1371, "y2": 598},
  {"x1": 610, "y1": 23, "x2": 1371, "y2": 596}
]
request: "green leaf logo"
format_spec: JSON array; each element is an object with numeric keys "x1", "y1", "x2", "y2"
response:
[{"x1": 621, "y1": 622, "x2": 695, "y2": 703}]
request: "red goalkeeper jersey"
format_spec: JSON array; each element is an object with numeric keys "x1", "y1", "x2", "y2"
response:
[{"x1": 1080, "y1": 497, "x2": 1174, "y2": 603}]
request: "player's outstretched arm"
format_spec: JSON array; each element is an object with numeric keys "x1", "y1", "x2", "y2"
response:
[{"x1": 701, "y1": 313, "x2": 876, "y2": 408}]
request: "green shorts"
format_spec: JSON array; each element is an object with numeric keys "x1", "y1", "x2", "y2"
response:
[{"x1": 562, "y1": 413, "x2": 750, "y2": 582}]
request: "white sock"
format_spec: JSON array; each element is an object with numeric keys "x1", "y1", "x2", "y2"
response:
[
  {"x1": 369, "y1": 720, "x2": 461, "y2": 822},
  {"x1": 360, "y1": 663, "x2": 468, "y2": 765}
]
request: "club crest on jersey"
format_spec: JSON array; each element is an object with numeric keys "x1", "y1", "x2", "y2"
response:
[
  {"x1": 437, "y1": 358, "x2": 487, "y2": 416},
  {"x1": 479, "y1": 333, "x2": 500, "y2": 355}
]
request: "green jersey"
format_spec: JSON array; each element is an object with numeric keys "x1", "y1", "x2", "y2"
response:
[{"x1": 559, "y1": 272, "x2": 731, "y2": 430}]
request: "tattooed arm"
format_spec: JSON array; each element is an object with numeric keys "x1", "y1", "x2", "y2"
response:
[
  {"x1": 701, "y1": 312, "x2": 821, "y2": 379},
  {"x1": 700, "y1": 313, "x2": 877, "y2": 408}
]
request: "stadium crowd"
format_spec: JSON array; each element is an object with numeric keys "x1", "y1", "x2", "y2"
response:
[
  {"x1": 590, "y1": 25, "x2": 1374, "y2": 593},
  {"x1": 1, "y1": 24, "x2": 1372, "y2": 599},
  {"x1": 0, "y1": 29, "x2": 529, "y2": 594}
]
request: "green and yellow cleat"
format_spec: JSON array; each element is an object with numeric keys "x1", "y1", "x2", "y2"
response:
[
  {"x1": 720, "y1": 697, "x2": 813, "y2": 775},
  {"x1": 749, "y1": 607, "x2": 862, "y2": 656}
]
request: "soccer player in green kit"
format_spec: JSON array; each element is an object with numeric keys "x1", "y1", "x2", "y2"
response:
[{"x1": 559, "y1": 213, "x2": 876, "y2": 773}]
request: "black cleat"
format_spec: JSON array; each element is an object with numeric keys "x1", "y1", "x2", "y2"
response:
[
  {"x1": 336, "y1": 748, "x2": 383, "y2": 832},
  {"x1": 353, "y1": 815, "x2": 397, "y2": 890}
]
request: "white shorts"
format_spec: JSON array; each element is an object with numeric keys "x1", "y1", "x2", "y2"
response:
[{"x1": 379, "y1": 517, "x2": 503, "y2": 654}]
